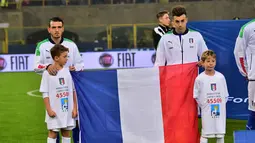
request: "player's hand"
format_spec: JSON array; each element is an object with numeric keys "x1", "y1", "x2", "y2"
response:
[
  {"x1": 47, "y1": 64, "x2": 58, "y2": 76},
  {"x1": 47, "y1": 109, "x2": 56, "y2": 118},
  {"x1": 69, "y1": 65, "x2": 76, "y2": 71},
  {"x1": 245, "y1": 76, "x2": 249, "y2": 81},
  {"x1": 72, "y1": 108, "x2": 78, "y2": 118},
  {"x1": 197, "y1": 61, "x2": 203, "y2": 67}
]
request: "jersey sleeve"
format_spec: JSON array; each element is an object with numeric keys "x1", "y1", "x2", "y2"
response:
[
  {"x1": 39, "y1": 71, "x2": 49, "y2": 95},
  {"x1": 197, "y1": 33, "x2": 208, "y2": 59},
  {"x1": 73, "y1": 43, "x2": 84, "y2": 71},
  {"x1": 154, "y1": 36, "x2": 166, "y2": 66},
  {"x1": 34, "y1": 44, "x2": 49, "y2": 75},
  {"x1": 193, "y1": 77, "x2": 202, "y2": 106},
  {"x1": 234, "y1": 27, "x2": 249, "y2": 77}
]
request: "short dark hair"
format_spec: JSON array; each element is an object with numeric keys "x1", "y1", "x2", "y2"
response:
[
  {"x1": 172, "y1": 5, "x2": 187, "y2": 17},
  {"x1": 50, "y1": 44, "x2": 69, "y2": 59},
  {"x1": 156, "y1": 10, "x2": 169, "y2": 19},
  {"x1": 201, "y1": 50, "x2": 216, "y2": 62},
  {"x1": 48, "y1": 17, "x2": 64, "y2": 27}
]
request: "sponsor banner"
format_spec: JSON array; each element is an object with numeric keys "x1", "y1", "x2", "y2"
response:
[
  {"x1": 0, "y1": 54, "x2": 33, "y2": 72},
  {"x1": 0, "y1": 51, "x2": 156, "y2": 72},
  {"x1": 83, "y1": 51, "x2": 156, "y2": 69}
]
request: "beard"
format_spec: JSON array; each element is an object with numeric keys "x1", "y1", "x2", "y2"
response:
[
  {"x1": 51, "y1": 33, "x2": 61, "y2": 39},
  {"x1": 176, "y1": 27, "x2": 185, "y2": 33}
]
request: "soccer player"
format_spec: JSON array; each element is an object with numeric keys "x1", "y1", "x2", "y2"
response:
[
  {"x1": 194, "y1": 50, "x2": 229, "y2": 143},
  {"x1": 234, "y1": 19, "x2": 255, "y2": 130},
  {"x1": 34, "y1": 17, "x2": 84, "y2": 75},
  {"x1": 152, "y1": 10, "x2": 172, "y2": 50},
  {"x1": 34, "y1": 17, "x2": 83, "y2": 143},
  {"x1": 39, "y1": 44, "x2": 78, "y2": 143},
  {"x1": 154, "y1": 5, "x2": 208, "y2": 66}
]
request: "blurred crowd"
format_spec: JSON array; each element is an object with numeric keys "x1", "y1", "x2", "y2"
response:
[{"x1": 0, "y1": 0, "x2": 211, "y2": 7}]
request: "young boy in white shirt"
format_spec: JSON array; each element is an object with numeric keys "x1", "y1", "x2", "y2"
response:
[
  {"x1": 39, "y1": 44, "x2": 78, "y2": 143},
  {"x1": 193, "y1": 50, "x2": 229, "y2": 143}
]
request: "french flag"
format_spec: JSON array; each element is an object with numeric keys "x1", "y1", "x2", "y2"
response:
[{"x1": 71, "y1": 62, "x2": 199, "y2": 143}]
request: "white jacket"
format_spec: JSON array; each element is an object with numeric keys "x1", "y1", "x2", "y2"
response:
[
  {"x1": 234, "y1": 19, "x2": 255, "y2": 80},
  {"x1": 154, "y1": 28, "x2": 208, "y2": 66},
  {"x1": 34, "y1": 38, "x2": 84, "y2": 74}
]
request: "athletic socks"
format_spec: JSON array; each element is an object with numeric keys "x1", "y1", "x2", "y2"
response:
[{"x1": 47, "y1": 137, "x2": 56, "y2": 143}]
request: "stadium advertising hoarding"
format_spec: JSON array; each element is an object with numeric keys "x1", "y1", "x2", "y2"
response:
[
  {"x1": 0, "y1": 54, "x2": 32, "y2": 72},
  {"x1": 0, "y1": 51, "x2": 156, "y2": 72}
]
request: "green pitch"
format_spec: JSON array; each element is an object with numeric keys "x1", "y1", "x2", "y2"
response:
[{"x1": 0, "y1": 72, "x2": 246, "y2": 143}]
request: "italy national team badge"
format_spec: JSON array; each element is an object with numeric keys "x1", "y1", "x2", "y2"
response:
[
  {"x1": 211, "y1": 83, "x2": 217, "y2": 91},
  {"x1": 211, "y1": 104, "x2": 220, "y2": 118},
  {"x1": 59, "y1": 78, "x2": 65, "y2": 85},
  {"x1": 189, "y1": 38, "x2": 194, "y2": 43},
  {"x1": 61, "y1": 98, "x2": 68, "y2": 112}
]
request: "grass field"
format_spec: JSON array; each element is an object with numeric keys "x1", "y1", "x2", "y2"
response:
[{"x1": 0, "y1": 72, "x2": 247, "y2": 143}]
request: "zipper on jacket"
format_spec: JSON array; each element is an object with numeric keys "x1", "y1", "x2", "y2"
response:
[{"x1": 179, "y1": 35, "x2": 184, "y2": 64}]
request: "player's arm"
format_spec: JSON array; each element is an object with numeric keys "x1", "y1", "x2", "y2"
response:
[
  {"x1": 152, "y1": 28, "x2": 162, "y2": 50},
  {"x1": 197, "y1": 33, "x2": 208, "y2": 59},
  {"x1": 193, "y1": 78, "x2": 202, "y2": 106},
  {"x1": 222, "y1": 76, "x2": 229, "y2": 103},
  {"x1": 72, "y1": 91, "x2": 78, "y2": 118},
  {"x1": 73, "y1": 44, "x2": 84, "y2": 71},
  {"x1": 43, "y1": 96, "x2": 56, "y2": 117},
  {"x1": 40, "y1": 72, "x2": 56, "y2": 117},
  {"x1": 34, "y1": 44, "x2": 49, "y2": 75},
  {"x1": 234, "y1": 28, "x2": 249, "y2": 77},
  {"x1": 72, "y1": 81, "x2": 78, "y2": 118},
  {"x1": 154, "y1": 36, "x2": 166, "y2": 66}
]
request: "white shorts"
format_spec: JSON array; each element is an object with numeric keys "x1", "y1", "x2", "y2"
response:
[
  {"x1": 202, "y1": 134, "x2": 224, "y2": 138},
  {"x1": 248, "y1": 81, "x2": 255, "y2": 111},
  {"x1": 51, "y1": 126, "x2": 75, "y2": 132}
]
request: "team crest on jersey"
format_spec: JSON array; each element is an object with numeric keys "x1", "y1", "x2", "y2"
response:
[
  {"x1": 211, "y1": 83, "x2": 217, "y2": 91},
  {"x1": 59, "y1": 78, "x2": 65, "y2": 85},
  {"x1": 189, "y1": 38, "x2": 194, "y2": 43},
  {"x1": 211, "y1": 104, "x2": 220, "y2": 118}
]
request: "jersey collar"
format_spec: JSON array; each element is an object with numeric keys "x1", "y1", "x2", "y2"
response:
[
  {"x1": 48, "y1": 37, "x2": 64, "y2": 44},
  {"x1": 173, "y1": 28, "x2": 189, "y2": 35},
  {"x1": 158, "y1": 24, "x2": 170, "y2": 32}
]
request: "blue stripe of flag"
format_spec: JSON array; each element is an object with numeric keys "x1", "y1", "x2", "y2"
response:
[{"x1": 71, "y1": 70, "x2": 123, "y2": 143}]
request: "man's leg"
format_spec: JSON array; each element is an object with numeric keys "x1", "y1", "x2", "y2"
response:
[
  {"x1": 247, "y1": 111, "x2": 255, "y2": 130},
  {"x1": 216, "y1": 134, "x2": 224, "y2": 143},
  {"x1": 47, "y1": 137, "x2": 56, "y2": 143},
  {"x1": 200, "y1": 136, "x2": 208, "y2": 143},
  {"x1": 247, "y1": 82, "x2": 255, "y2": 130},
  {"x1": 56, "y1": 133, "x2": 60, "y2": 143},
  {"x1": 48, "y1": 130, "x2": 57, "y2": 143},
  {"x1": 72, "y1": 120, "x2": 80, "y2": 143},
  {"x1": 216, "y1": 137, "x2": 224, "y2": 143},
  {"x1": 61, "y1": 129, "x2": 71, "y2": 143}
]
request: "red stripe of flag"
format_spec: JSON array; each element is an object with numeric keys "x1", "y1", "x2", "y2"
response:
[{"x1": 160, "y1": 63, "x2": 199, "y2": 143}]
